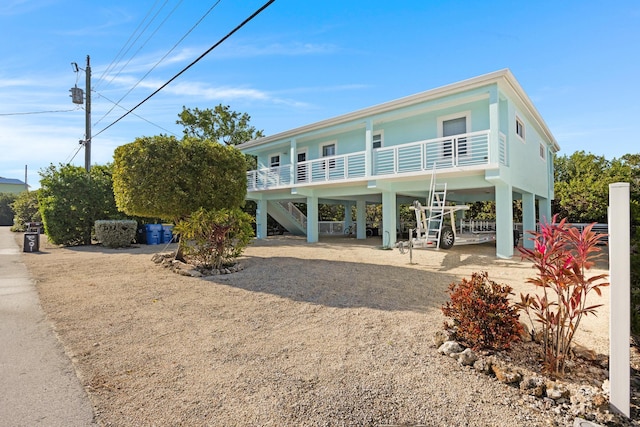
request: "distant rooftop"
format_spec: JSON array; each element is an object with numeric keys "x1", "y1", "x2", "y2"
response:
[{"x1": 0, "y1": 177, "x2": 27, "y2": 185}]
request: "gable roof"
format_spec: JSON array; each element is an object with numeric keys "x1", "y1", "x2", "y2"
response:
[
  {"x1": 0, "y1": 177, "x2": 27, "y2": 185},
  {"x1": 238, "y1": 69, "x2": 559, "y2": 152}
]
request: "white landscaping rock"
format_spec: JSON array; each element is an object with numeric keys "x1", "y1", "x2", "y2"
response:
[
  {"x1": 438, "y1": 341, "x2": 463, "y2": 356},
  {"x1": 456, "y1": 348, "x2": 478, "y2": 366}
]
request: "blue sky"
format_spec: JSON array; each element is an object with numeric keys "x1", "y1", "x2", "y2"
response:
[{"x1": 1, "y1": 0, "x2": 639, "y2": 189}]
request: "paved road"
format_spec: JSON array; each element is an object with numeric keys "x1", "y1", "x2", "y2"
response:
[{"x1": 0, "y1": 227, "x2": 95, "y2": 426}]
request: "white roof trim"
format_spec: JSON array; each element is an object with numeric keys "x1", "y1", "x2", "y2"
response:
[{"x1": 238, "y1": 69, "x2": 559, "y2": 152}]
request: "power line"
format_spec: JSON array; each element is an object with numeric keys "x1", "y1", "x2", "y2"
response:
[
  {"x1": 65, "y1": 143, "x2": 84, "y2": 165},
  {"x1": 94, "y1": 0, "x2": 221, "y2": 128},
  {"x1": 95, "y1": 91, "x2": 178, "y2": 136},
  {"x1": 93, "y1": 0, "x2": 276, "y2": 139},
  {"x1": 95, "y1": 0, "x2": 163, "y2": 89},
  {"x1": 95, "y1": 0, "x2": 170, "y2": 91},
  {"x1": 0, "y1": 108, "x2": 79, "y2": 116},
  {"x1": 95, "y1": 0, "x2": 182, "y2": 97}
]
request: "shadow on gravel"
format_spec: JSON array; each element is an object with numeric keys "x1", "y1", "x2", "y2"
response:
[{"x1": 207, "y1": 255, "x2": 457, "y2": 313}]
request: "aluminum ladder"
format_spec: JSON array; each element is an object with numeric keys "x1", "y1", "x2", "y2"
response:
[{"x1": 424, "y1": 168, "x2": 448, "y2": 249}]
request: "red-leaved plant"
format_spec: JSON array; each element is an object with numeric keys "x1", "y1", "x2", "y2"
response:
[
  {"x1": 517, "y1": 215, "x2": 609, "y2": 376},
  {"x1": 442, "y1": 271, "x2": 523, "y2": 351}
]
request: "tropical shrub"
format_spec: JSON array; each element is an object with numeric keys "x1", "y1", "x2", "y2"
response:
[
  {"x1": 517, "y1": 215, "x2": 609, "y2": 375},
  {"x1": 112, "y1": 135, "x2": 248, "y2": 221},
  {"x1": 442, "y1": 271, "x2": 523, "y2": 351},
  {"x1": 10, "y1": 190, "x2": 41, "y2": 231},
  {"x1": 95, "y1": 220, "x2": 137, "y2": 248},
  {"x1": 38, "y1": 164, "x2": 122, "y2": 246},
  {"x1": 174, "y1": 207, "x2": 254, "y2": 270},
  {"x1": 0, "y1": 193, "x2": 17, "y2": 226}
]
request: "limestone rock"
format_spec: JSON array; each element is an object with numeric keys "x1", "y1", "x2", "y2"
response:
[
  {"x1": 591, "y1": 393, "x2": 608, "y2": 411},
  {"x1": 572, "y1": 343, "x2": 597, "y2": 361},
  {"x1": 473, "y1": 357, "x2": 493, "y2": 375},
  {"x1": 438, "y1": 341, "x2": 463, "y2": 356},
  {"x1": 491, "y1": 362, "x2": 522, "y2": 384},
  {"x1": 520, "y1": 376, "x2": 546, "y2": 397},
  {"x1": 546, "y1": 382, "x2": 570, "y2": 400},
  {"x1": 188, "y1": 269, "x2": 203, "y2": 278},
  {"x1": 433, "y1": 330, "x2": 454, "y2": 348},
  {"x1": 456, "y1": 348, "x2": 478, "y2": 366},
  {"x1": 171, "y1": 259, "x2": 189, "y2": 269}
]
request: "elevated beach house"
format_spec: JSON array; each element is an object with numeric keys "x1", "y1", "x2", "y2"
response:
[{"x1": 237, "y1": 69, "x2": 559, "y2": 259}]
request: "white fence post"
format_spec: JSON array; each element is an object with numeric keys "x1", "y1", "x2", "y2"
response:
[{"x1": 608, "y1": 182, "x2": 630, "y2": 418}]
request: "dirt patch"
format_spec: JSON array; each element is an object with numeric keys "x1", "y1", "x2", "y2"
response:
[{"x1": 21, "y1": 234, "x2": 624, "y2": 426}]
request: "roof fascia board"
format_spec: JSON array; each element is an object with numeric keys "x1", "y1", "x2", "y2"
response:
[
  {"x1": 238, "y1": 69, "x2": 512, "y2": 152},
  {"x1": 239, "y1": 69, "x2": 558, "y2": 154}
]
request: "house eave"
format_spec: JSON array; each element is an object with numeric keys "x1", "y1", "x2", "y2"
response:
[{"x1": 237, "y1": 68, "x2": 559, "y2": 153}]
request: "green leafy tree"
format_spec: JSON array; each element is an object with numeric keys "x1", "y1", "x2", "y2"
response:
[
  {"x1": 0, "y1": 193, "x2": 17, "y2": 226},
  {"x1": 177, "y1": 105, "x2": 262, "y2": 169},
  {"x1": 177, "y1": 105, "x2": 264, "y2": 145},
  {"x1": 112, "y1": 135, "x2": 247, "y2": 221},
  {"x1": 553, "y1": 151, "x2": 626, "y2": 223},
  {"x1": 10, "y1": 190, "x2": 41, "y2": 231},
  {"x1": 38, "y1": 164, "x2": 121, "y2": 246},
  {"x1": 618, "y1": 153, "x2": 640, "y2": 335}
]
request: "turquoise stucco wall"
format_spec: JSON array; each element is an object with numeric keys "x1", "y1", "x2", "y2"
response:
[
  {"x1": 254, "y1": 96, "x2": 492, "y2": 168},
  {"x1": 505, "y1": 102, "x2": 553, "y2": 198}
]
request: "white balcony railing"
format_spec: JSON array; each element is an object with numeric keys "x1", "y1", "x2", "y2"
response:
[
  {"x1": 246, "y1": 130, "x2": 491, "y2": 191},
  {"x1": 373, "y1": 131, "x2": 489, "y2": 175},
  {"x1": 298, "y1": 152, "x2": 366, "y2": 184},
  {"x1": 247, "y1": 164, "x2": 292, "y2": 191}
]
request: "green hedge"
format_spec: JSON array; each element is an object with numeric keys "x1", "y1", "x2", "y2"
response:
[{"x1": 95, "y1": 220, "x2": 137, "y2": 248}]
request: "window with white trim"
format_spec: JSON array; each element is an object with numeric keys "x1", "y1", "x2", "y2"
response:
[
  {"x1": 269, "y1": 154, "x2": 280, "y2": 168},
  {"x1": 442, "y1": 116, "x2": 467, "y2": 158},
  {"x1": 372, "y1": 132, "x2": 383, "y2": 149},
  {"x1": 322, "y1": 143, "x2": 336, "y2": 157},
  {"x1": 437, "y1": 111, "x2": 471, "y2": 161},
  {"x1": 516, "y1": 116, "x2": 525, "y2": 141},
  {"x1": 539, "y1": 143, "x2": 546, "y2": 160},
  {"x1": 321, "y1": 142, "x2": 336, "y2": 169}
]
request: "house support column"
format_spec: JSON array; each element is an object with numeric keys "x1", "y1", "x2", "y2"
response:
[
  {"x1": 256, "y1": 199, "x2": 268, "y2": 240},
  {"x1": 489, "y1": 87, "x2": 500, "y2": 164},
  {"x1": 538, "y1": 197, "x2": 551, "y2": 224},
  {"x1": 382, "y1": 190, "x2": 397, "y2": 247},
  {"x1": 494, "y1": 183, "x2": 514, "y2": 258},
  {"x1": 306, "y1": 195, "x2": 319, "y2": 243},
  {"x1": 365, "y1": 119, "x2": 373, "y2": 177},
  {"x1": 290, "y1": 138, "x2": 297, "y2": 185},
  {"x1": 522, "y1": 192, "x2": 536, "y2": 249},
  {"x1": 356, "y1": 199, "x2": 366, "y2": 240}
]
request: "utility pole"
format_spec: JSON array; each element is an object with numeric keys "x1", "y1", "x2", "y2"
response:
[
  {"x1": 84, "y1": 55, "x2": 91, "y2": 172},
  {"x1": 70, "y1": 56, "x2": 92, "y2": 172}
]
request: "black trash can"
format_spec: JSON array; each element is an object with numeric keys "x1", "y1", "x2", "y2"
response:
[{"x1": 23, "y1": 232, "x2": 40, "y2": 253}]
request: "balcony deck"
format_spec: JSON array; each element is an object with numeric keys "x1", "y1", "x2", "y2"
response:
[{"x1": 247, "y1": 130, "x2": 503, "y2": 191}]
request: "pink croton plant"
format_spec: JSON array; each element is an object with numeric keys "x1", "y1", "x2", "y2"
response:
[{"x1": 517, "y1": 214, "x2": 609, "y2": 376}]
